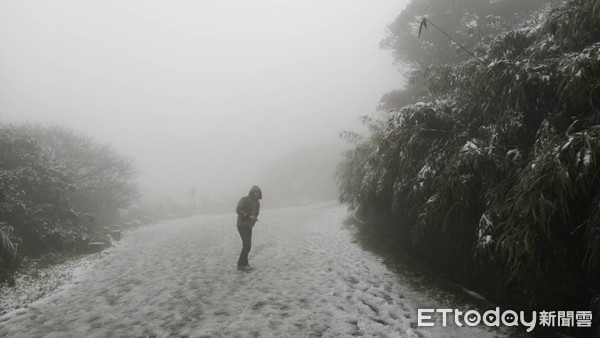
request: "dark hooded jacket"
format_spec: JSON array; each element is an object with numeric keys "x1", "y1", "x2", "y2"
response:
[{"x1": 236, "y1": 185, "x2": 262, "y2": 227}]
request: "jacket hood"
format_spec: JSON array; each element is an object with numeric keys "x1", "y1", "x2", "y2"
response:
[{"x1": 248, "y1": 185, "x2": 262, "y2": 199}]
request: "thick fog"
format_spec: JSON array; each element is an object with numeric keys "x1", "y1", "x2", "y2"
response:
[{"x1": 0, "y1": 0, "x2": 405, "y2": 205}]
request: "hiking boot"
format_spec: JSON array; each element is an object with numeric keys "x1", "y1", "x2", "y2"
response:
[{"x1": 237, "y1": 265, "x2": 254, "y2": 271}]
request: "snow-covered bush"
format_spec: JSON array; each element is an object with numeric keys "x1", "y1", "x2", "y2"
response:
[
  {"x1": 0, "y1": 123, "x2": 139, "y2": 268},
  {"x1": 338, "y1": 0, "x2": 600, "y2": 314}
]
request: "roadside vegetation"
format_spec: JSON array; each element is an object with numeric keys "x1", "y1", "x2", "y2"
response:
[
  {"x1": 337, "y1": 0, "x2": 600, "y2": 329},
  {"x1": 0, "y1": 123, "x2": 140, "y2": 283}
]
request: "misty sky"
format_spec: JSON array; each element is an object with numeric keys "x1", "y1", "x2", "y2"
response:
[{"x1": 0, "y1": 0, "x2": 406, "y2": 201}]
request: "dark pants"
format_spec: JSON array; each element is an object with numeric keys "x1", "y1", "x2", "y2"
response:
[{"x1": 237, "y1": 226, "x2": 252, "y2": 267}]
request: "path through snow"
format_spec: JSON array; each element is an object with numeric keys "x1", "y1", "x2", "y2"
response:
[{"x1": 0, "y1": 203, "x2": 511, "y2": 337}]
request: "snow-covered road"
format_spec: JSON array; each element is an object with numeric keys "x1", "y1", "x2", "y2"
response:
[{"x1": 0, "y1": 203, "x2": 511, "y2": 337}]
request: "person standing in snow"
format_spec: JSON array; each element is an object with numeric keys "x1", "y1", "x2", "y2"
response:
[{"x1": 235, "y1": 185, "x2": 262, "y2": 271}]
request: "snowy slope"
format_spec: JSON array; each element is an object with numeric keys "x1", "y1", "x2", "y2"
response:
[{"x1": 0, "y1": 203, "x2": 511, "y2": 337}]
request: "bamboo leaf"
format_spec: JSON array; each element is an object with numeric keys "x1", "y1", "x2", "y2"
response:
[{"x1": 418, "y1": 18, "x2": 427, "y2": 38}]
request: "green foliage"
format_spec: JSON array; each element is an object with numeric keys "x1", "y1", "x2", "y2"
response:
[
  {"x1": 0, "y1": 123, "x2": 140, "y2": 262},
  {"x1": 380, "y1": 0, "x2": 556, "y2": 67},
  {"x1": 378, "y1": 0, "x2": 558, "y2": 112},
  {"x1": 547, "y1": 0, "x2": 600, "y2": 51},
  {"x1": 338, "y1": 0, "x2": 600, "y2": 312},
  {"x1": 558, "y1": 42, "x2": 600, "y2": 111},
  {"x1": 0, "y1": 223, "x2": 18, "y2": 267},
  {"x1": 337, "y1": 128, "x2": 378, "y2": 214},
  {"x1": 31, "y1": 125, "x2": 140, "y2": 214},
  {"x1": 499, "y1": 127, "x2": 600, "y2": 279}
]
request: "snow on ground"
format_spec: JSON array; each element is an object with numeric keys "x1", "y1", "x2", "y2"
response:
[
  {"x1": 0, "y1": 203, "x2": 512, "y2": 337},
  {"x1": 0, "y1": 248, "x2": 115, "y2": 316}
]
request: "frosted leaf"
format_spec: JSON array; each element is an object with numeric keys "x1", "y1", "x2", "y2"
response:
[
  {"x1": 426, "y1": 193, "x2": 438, "y2": 204},
  {"x1": 416, "y1": 164, "x2": 436, "y2": 181},
  {"x1": 582, "y1": 149, "x2": 592, "y2": 167},
  {"x1": 477, "y1": 211, "x2": 494, "y2": 248},
  {"x1": 461, "y1": 140, "x2": 479, "y2": 152},
  {"x1": 506, "y1": 148, "x2": 521, "y2": 161}
]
